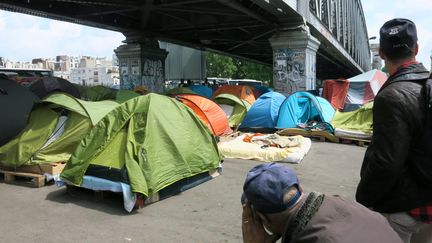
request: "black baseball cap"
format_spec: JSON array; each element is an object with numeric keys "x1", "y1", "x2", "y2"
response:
[{"x1": 380, "y1": 18, "x2": 417, "y2": 55}]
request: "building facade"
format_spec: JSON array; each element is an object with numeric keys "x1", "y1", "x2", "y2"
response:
[{"x1": 70, "y1": 66, "x2": 119, "y2": 86}]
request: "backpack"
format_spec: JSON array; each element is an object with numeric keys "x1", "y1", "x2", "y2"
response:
[{"x1": 411, "y1": 77, "x2": 432, "y2": 185}]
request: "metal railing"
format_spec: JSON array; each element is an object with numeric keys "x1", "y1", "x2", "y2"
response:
[{"x1": 309, "y1": 0, "x2": 370, "y2": 71}]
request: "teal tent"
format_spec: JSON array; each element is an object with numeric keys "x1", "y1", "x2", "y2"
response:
[{"x1": 276, "y1": 91, "x2": 335, "y2": 129}]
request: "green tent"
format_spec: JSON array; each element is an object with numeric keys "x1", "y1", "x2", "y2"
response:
[
  {"x1": 115, "y1": 89, "x2": 140, "y2": 103},
  {"x1": 0, "y1": 93, "x2": 119, "y2": 167},
  {"x1": 331, "y1": 102, "x2": 373, "y2": 133},
  {"x1": 214, "y1": 93, "x2": 251, "y2": 127},
  {"x1": 61, "y1": 93, "x2": 221, "y2": 196},
  {"x1": 74, "y1": 85, "x2": 116, "y2": 101},
  {"x1": 165, "y1": 87, "x2": 196, "y2": 96},
  {"x1": 74, "y1": 85, "x2": 139, "y2": 103}
]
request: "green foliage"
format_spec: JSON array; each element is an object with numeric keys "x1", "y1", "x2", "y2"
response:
[
  {"x1": 205, "y1": 52, "x2": 237, "y2": 78},
  {"x1": 205, "y1": 52, "x2": 273, "y2": 86}
]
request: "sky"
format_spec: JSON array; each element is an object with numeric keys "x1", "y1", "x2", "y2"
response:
[
  {"x1": 0, "y1": 11, "x2": 124, "y2": 61},
  {"x1": 0, "y1": 2, "x2": 431, "y2": 69},
  {"x1": 361, "y1": 0, "x2": 432, "y2": 70}
]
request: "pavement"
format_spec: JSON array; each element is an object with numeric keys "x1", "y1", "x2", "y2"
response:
[{"x1": 0, "y1": 141, "x2": 366, "y2": 243}]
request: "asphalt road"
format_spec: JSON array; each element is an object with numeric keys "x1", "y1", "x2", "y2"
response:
[{"x1": 0, "y1": 141, "x2": 366, "y2": 243}]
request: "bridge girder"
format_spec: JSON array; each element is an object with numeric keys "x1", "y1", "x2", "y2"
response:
[{"x1": 0, "y1": 0, "x2": 371, "y2": 79}]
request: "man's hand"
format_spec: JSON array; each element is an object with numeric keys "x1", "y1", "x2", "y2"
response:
[{"x1": 242, "y1": 203, "x2": 280, "y2": 243}]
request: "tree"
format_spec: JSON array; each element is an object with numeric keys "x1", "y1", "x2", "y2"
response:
[
  {"x1": 205, "y1": 52, "x2": 273, "y2": 86},
  {"x1": 205, "y1": 52, "x2": 237, "y2": 78}
]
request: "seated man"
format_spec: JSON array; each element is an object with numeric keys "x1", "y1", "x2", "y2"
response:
[{"x1": 241, "y1": 163, "x2": 402, "y2": 243}]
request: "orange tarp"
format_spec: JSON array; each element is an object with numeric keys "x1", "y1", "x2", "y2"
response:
[
  {"x1": 176, "y1": 94, "x2": 232, "y2": 136},
  {"x1": 213, "y1": 85, "x2": 256, "y2": 105},
  {"x1": 322, "y1": 79, "x2": 349, "y2": 111}
]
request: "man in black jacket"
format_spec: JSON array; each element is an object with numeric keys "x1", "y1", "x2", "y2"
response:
[{"x1": 356, "y1": 18, "x2": 432, "y2": 243}]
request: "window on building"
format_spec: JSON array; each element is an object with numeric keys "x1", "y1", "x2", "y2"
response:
[{"x1": 94, "y1": 71, "x2": 99, "y2": 82}]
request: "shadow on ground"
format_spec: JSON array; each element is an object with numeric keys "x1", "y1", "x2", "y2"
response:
[{"x1": 45, "y1": 186, "x2": 138, "y2": 216}]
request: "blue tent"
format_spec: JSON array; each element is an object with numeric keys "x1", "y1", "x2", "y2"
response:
[
  {"x1": 276, "y1": 91, "x2": 335, "y2": 129},
  {"x1": 240, "y1": 92, "x2": 285, "y2": 129},
  {"x1": 252, "y1": 85, "x2": 272, "y2": 98},
  {"x1": 188, "y1": 85, "x2": 213, "y2": 98}
]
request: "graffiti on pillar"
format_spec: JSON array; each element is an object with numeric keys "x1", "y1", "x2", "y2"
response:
[
  {"x1": 119, "y1": 59, "x2": 138, "y2": 90},
  {"x1": 273, "y1": 48, "x2": 305, "y2": 94},
  {"x1": 142, "y1": 59, "x2": 164, "y2": 93},
  {"x1": 118, "y1": 58, "x2": 165, "y2": 93},
  {"x1": 119, "y1": 63, "x2": 134, "y2": 89}
]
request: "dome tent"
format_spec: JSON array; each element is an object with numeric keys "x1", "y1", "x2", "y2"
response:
[
  {"x1": 0, "y1": 93, "x2": 119, "y2": 167},
  {"x1": 30, "y1": 77, "x2": 81, "y2": 99},
  {"x1": 344, "y1": 69, "x2": 387, "y2": 111},
  {"x1": 60, "y1": 94, "x2": 221, "y2": 209},
  {"x1": 175, "y1": 94, "x2": 232, "y2": 136},
  {"x1": 213, "y1": 85, "x2": 256, "y2": 105},
  {"x1": 240, "y1": 91, "x2": 285, "y2": 132},
  {"x1": 0, "y1": 77, "x2": 39, "y2": 146},
  {"x1": 276, "y1": 91, "x2": 335, "y2": 129},
  {"x1": 213, "y1": 93, "x2": 251, "y2": 128},
  {"x1": 188, "y1": 85, "x2": 213, "y2": 98}
]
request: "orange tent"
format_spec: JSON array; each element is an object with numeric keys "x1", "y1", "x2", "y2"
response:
[
  {"x1": 213, "y1": 85, "x2": 256, "y2": 105},
  {"x1": 175, "y1": 94, "x2": 232, "y2": 136},
  {"x1": 322, "y1": 79, "x2": 349, "y2": 111}
]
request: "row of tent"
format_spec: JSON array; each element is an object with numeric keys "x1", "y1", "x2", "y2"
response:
[
  {"x1": 239, "y1": 90, "x2": 374, "y2": 136},
  {"x1": 0, "y1": 77, "x2": 143, "y2": 146},
  {"x1": 239, "y1": 91, "x2": 335, "y2": 131},
  {"x1": 1, "y1": 68, "x2": 385, "y2": 147},
  {"x1": 0, "y1": 77, "x2": 264, "y2": 148},
  {"x1": 0, "y1": 77, "x2": 233, "y2": 211},
  {"x1": 0, "y1": 89, "x2": 222, "y2": 209},
  {"x1": 235, "y1": 69, "x2": 384, "y2": 136},
  {"x1": 166, "y1": 69, "x2": 386, "y2": 133},
  {"x1": 0, "y1": 70, "x2": 382, "y2": 211},
  {"x1": 165, "y1": 83, "x2": 272, "y2": 101},
  {"x1": 133, "y1": 80, "x2": 378, "y2": 137}
]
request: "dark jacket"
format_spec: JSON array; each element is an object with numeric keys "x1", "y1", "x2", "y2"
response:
[
  {"x1": 356, "y1": 62, "x2": 432, "y2": 213},
  {"x1": 282, "y1": 193, "x2": 402, "y2": 243}
]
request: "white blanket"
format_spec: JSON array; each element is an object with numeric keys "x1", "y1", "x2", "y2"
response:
[{"x1": 218, "y1": 134, "x2": 311, "y2": 163}]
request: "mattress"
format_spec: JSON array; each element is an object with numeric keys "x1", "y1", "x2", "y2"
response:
[
  {"x1": 334, "y1": 128, "x2": 372, "y2": 140},
  {"x1": 218, "y1": 134, "x2": 311, "y2": 163}
]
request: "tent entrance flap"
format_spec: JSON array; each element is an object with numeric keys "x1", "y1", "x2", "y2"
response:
[{"x1": 220, "y1": 104, "x2": 234, "y2": 118}]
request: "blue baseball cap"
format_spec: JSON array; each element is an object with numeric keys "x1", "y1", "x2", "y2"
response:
[{"x1": 242, "y1": 163, "x2": 301, "y2": 214}]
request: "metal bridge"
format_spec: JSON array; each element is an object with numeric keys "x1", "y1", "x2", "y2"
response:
[{"x1": 0, "y1": 0, "x2": 371, "y2": 92}]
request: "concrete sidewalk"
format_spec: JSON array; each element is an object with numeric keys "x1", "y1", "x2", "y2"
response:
[{"x1": 0, "y1": 141, "x2": 365, "y2": 242}]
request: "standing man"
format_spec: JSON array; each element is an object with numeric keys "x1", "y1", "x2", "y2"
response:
[{"x1": 356, "y1": 18, "x2": 432, "y2": 243}]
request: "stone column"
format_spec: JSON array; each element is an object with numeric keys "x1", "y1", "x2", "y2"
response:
[
  {"x1": 269, "y1": 27, "x2": 320, "y2": 94},
  {"x1": 114, "y1": 38, "x2": 168, "y2": 93}
]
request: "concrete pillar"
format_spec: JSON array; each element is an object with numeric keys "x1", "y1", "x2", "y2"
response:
[
  {"x1": 114, "y1": 39, "x2": 168, "y2": 93},
  {"x1": 270, "y1": 27, "x2": 320, "y2": 94},
  {"x1": 370, "y1": 43, "x2": 382, "y2": 70}
]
